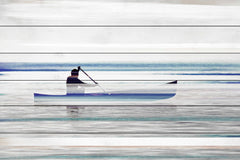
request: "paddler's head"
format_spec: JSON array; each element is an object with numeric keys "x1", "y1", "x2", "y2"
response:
[{"x1": 71, "y1": 69, "x2": 79, "y2": 77}]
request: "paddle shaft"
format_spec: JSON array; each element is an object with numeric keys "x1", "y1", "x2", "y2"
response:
[
  {"x1": 80, "y1": 68, "x2": 106, "y2": 93},
  {"x1": 80, "y1": 68, "x2": 98, "y2": 84}
]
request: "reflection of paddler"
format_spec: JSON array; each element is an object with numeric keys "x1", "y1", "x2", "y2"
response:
[
  {"x1": 66, "y1": 66, "x2": 97, "y2": 94},
  {"x1": 66, "y1": 106, "x2": 85, "y2": 118}
]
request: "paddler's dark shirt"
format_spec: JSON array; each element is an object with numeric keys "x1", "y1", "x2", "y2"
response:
[{"x1": 66, "y1": 77, "x2": 84, "y2": 84}]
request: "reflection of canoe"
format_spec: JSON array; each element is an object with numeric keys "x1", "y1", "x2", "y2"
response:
[{"x1": 34, "y1": 80, "x2": 177, "y2": 105}]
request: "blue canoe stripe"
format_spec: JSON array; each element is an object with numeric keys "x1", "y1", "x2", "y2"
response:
[
  {"x1": 34, "y1": 93, "x2": 176, "y2": 100},
  {"x1": 35, "y1": 93, "x2": 175, "y2": 97}
]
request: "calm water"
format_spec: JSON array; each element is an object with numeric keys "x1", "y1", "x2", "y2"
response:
[
  {"x1": 0, "y1": 147, "x2": 240, "y2": 159},
  {"x1": 0, "y1": 62, "x2": 240, "y2": 158},
  {"x1": 1, "y1": 147, "x2": 240, "y2": 159},
  {"x1": 0, "y1": 63, "x2": 240, "y2": 134},
  {"x1": 0, "y1": 106, "x2": 240, "y2": 137}
]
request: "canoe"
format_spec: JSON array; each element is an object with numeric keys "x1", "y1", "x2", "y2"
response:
[{"x1": 34, "y1": 80, "x2": 177, "y2": 105}]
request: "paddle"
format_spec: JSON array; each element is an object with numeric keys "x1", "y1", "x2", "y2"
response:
[{"x1": 78, "y1": 66, "x2": 107, "y2": 93}]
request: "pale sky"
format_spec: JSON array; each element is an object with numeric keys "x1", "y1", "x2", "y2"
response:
[
  {"x1": 1, "y1": 0, "x2": 240, "y2": 24},
  {"x1": 1, "y1": 1, "x2": 240, "y2": 63},
  {"x1": 0, "y1": 54, "x2": 239, "y2": 63}
]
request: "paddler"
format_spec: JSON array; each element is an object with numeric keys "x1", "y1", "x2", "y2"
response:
[
  {"x1": 66, "y1": 66, "x2": 96, "y2": 94},
  {"x1": 67, "y1": 66, "x2": 84, "y2": 84}
]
